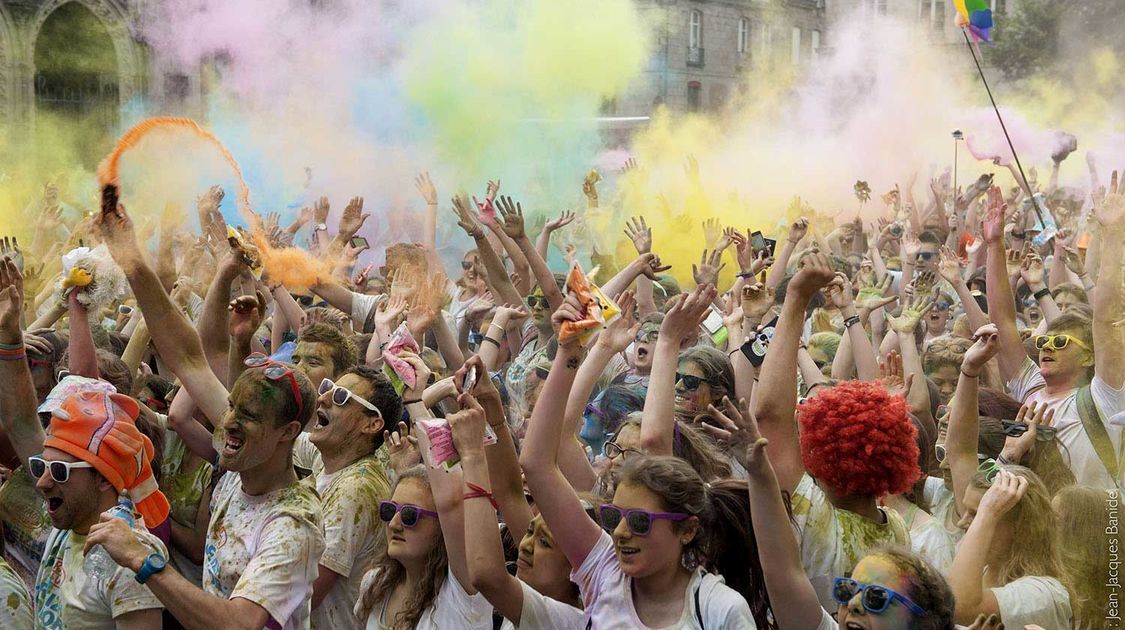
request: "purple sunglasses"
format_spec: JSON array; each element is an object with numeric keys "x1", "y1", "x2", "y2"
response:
[
  {"x1": 599, "y1": 504, "x2": 689, "y2": 536},
  {"x1": 378, "y1": 500, "x2": 439, "y2": 528}
]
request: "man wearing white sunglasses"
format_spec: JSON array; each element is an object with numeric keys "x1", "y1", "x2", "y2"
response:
[{"x1": 307, "y1": 365, "x2": 401, "y2": 629}]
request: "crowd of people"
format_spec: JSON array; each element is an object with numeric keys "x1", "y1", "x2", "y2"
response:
[{"x1": 0, "y1": 144, "x2": 1121, "y2": 630}]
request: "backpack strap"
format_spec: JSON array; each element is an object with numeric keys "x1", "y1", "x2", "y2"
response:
[
  {"x1": 1077, "y1": 385, "x2": 1122, "y2": 489},
  {"x1": 694, "y1": 580, "x2": 704, "y2": 628}
]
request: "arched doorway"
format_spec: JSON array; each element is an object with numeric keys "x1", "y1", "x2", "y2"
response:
[{"x1": 33, "y1": 1, "x2": 119, "y2": 169}]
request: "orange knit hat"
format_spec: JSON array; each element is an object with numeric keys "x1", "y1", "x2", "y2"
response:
[{"x1": 44, "y1": 391, "x2": 170, "y2": 527}]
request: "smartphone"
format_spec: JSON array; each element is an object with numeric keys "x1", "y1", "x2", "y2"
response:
[
  {"x1": 462, "y1": 366, "x2": 478, "y2": 393},
  {"x1": 750, "y1": 231, "x2": 766, "y2": 252},
  {"x1": 762, "y1": 237, "x2": 777, "y2": 257},
  {"x1": 740, "y1": 316, "x2": 779, "y2": 367},
  {"x1": 118, "y1": 305, "x2": 134, "y2": 315},
  {"x1": 101, "y1": 184, "x2": 119, "y2": 215},
  {"x1": 700, "y1": 307, "x2": 725, "y2": 335},
  {"x1": 350, "y1": 236, "x2": 369, "y2": 251},
  {"x1": 889, "y1": 223, "x2": 904, "y2": 238}
]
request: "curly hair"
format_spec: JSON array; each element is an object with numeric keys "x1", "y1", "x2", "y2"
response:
[
  {"x1": 356, "y1": 467, "x2": 448, "y2": 628},
  {"x1": 798, "y1": 380, "x2": 921, "y2": 496}
]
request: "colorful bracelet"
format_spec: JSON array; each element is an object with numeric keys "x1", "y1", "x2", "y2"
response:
[
  {"x1": 0, "y1": 351, "x2": 27, "y2": 361},
  {"x1": 481, "y1": 336, "x2": 500, "y2": 348},
  {"x1": 843, "y1": 316, "x2": 861, "y2": 329},
  {"x1": 0, "y1": 341, "x2": 22, "y2": 351}
]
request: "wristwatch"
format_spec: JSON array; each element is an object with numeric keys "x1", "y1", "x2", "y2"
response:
[
  {"x1": 312, "y1": 222, "x2": 328, "y2": 234},
  {"x1": 135, "y1": 552, "x2": 167, "y2": 584}
]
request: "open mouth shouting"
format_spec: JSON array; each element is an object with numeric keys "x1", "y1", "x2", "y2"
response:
[
  {"x1": 222, "y1": 430, "x2": 245, "y2": 458},
  {"x1": 313, "y1": 408, "x2": 331, "y2": 430},
  {"x1": 45, "y1": 495, "x2": 64, "y2": 516}
]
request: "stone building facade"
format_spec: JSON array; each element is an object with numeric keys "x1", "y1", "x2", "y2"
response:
[{"x1": 613, "y1": 0, "x2": 828, "y2": 116}]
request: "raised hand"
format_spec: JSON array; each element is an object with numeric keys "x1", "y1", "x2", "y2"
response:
[
  {"x1": 911, "y1": 270, "x2": 938, "y2": 298},
  {"x1": 1019, "y1": 251, "x2": 1046, "y2": 290},
  {"x1": 788, "y1": 216, "x2": 810, "y2": 244},
  {"x1": 1058, "y1": 246, "x2": 1085, "y2": 276},
  {"x1": 0, "y1": 237, "x2": 24, "y2": 272},
  {"x1": 451, "y1": 196, "x2": 485, "y2": 239},
  {"x1": 495, "y1": 196, "x2": 526, "y2": 240},
  {"x1": 701, "y1": 396, "x2": 761, "y2": 452},
  {"x1": 227, "y1": 294, "x2": 264, "y2": 341},
  {"x1": 702, "y1": 218, "x2": 722, "y2": 250},
  {"x1": 0, "y1": 257, "x2": 24, "y2": 338},
  {"x1": 825, "y1": 272, "x2": 855, "y2": 310},
  {"x1": 551, "y1": 292, "x2": 585, "y2": 347},
  {"x1": 414, "y1": 172, "x2": 438, "y2": 206},
  {"x1": 962, "y1": 323, "x2": 1000, "y2": 375},
  {"x1": 94, "y1": 192, "x2": 140, "y2": 265},
  {"x1": 352, "y1": 263, "x2": 374, "y2": 289},
  {"x1": 1001, "y1": 401, "x2": 1056, "y2": 464},
  {"x1": 660, "y1": 284, "x2": 717, "y2": 343},
  {"x1": 544, "y1": 209, "x2": 576, "y2": 233},
  {"x1": 374, "y1": 295, "x2": 408, "y2": 338},
  {"x1": 888, "y1": 287, "x2": 935, "y2": 333},
  {"x1": 384, "y1": 421, "x2": 421, "y2": 474},
  {"x1": 465, "y1": 292, "x2": 495, "y2": 324},
  {"x1": 901, "y1": 232, "x2": 922, "y2": 260},
  {"x1": 790, "y1": 252, "x2": 836, "y2": 299},
  {"x1": 937, "y1": 246, "x2": 963, "y2": 284},
  {"x1": 582, "y1": 170, "x2": 600, "y2": 203},
  {"x1": 741, "y1": 282, "x2": 775, "y2": 321},
  {"x1": 313, "y1": 196, "x2": 330, "y2": 225},
  {"x1": 338, "y1": 197, "x2": 369, "y2": 238},
  {"x1": 692, "y1": 249, "x2": 726, "y2": 288},
  {"x1": 636, "y1": 253, "x2": 672, "y2": 280},
  {"x1": 683, "y1": 155, "x2": 701, "y2": 183},
  {"x1": 594, "y1": 291, "x2": 638, "y2": 353},
  {"x1": 877, "y1": 351, "x2": 914, "y2": 399},
  {"x1": 618, "y1": 157, "x2": 639, "y2": 175},
  {"x1": 1097, "y1": 168, "x2": 1125, "y2": 228},
  {"x1": 197, "y1": 185, "x2": 224, "y2": 219},
  {"x1": 623, "y1": 216, "x2": 652, "y2": 254},
  {"x1": 977, "y1": 469, "x2": 1028, "y2": 520},
  {"x1": 485, "y1": 179, "x2": 501, "y2": 203},
  {"x1": 855, "y1": 275, "x2": 896, "y2": 312},
  {"x1": 982, "y1": 185, "x2": 1006, "y2": 243}
]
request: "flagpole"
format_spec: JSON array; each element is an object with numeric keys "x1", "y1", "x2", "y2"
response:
[{"x1": 960, "y1": 28, "x2": 1044, "y2": 224}]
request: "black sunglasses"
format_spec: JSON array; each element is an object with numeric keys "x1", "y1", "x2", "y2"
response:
[
  {"x1": 461, "y1": 260, "x2": 474, "y2": 270},
  {"x1": 916, "y1": 251, "x2": 937, "y2": 261},
  {"x1": 676, "y1": 373, "x2": 715, "y2": 391},
  {"x1": 526, "y1": 295, "x2": 549, "y2": 309}
]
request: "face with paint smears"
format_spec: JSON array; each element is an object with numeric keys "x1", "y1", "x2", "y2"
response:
[
  {"x1": 292, "y1": 341, "x2": 338, "y2": 385},
  {"x1": 35, "y1": 446, "x2": 111, "y2": 533},
  {"x1": 835, "y1": 555, "x2": 919, "y2": 630},
  {"x1": 218, "y1": 375, "x2": 299, "y2": 471},
  {"x1": 674, "y1": 360, "x2": 715, "y2": 414}
]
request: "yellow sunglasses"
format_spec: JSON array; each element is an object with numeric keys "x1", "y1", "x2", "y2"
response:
[{"x1": 1034, "y1": 334, "x2": 1092, "y2": 352}]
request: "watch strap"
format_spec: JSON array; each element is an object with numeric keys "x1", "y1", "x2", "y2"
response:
[{"x1": 135, "y1": 552, "x2": 166, "y2": 584}]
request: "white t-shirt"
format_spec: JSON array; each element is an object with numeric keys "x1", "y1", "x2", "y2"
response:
[
  {"x1": 816, "y1": 607, "x2": 838, "y2": 630},
  {"x1": 790, "y1": 474, "x2": 911, "y2": 610},
  {"x1": 33, "y1": 526, "x2": 166, "y2": 629},
  {"x1": 0, "y1": 557, "x2": 31, "y2": 630},
  {"x1": 911, "y1": 481, "x2": 963, "y2": 574},
  {"x1": 205, "y1": 473, "x2": 325, "y2": 630},
  {"x1": 1007, "y1": 358, "x2": 1125, "y2": 489},
  {"x1": 497, "y1": 580, "x2": 584, "y2": 630},
  {"x1": 293, "y1": 433, "x2": 325, "y2": 480},
  {"x1": 312, "y1": 455, "x2": 390, "y2": 630},
  {"x1": 992, "y1": 575, "x2": 1072, "y2": 629},
  {"x1": 571, "y1": 530, "x2": 755, "y2": 629},
  {"x1": 358, "y1": 566, "x2": 492, "y2": 629}
]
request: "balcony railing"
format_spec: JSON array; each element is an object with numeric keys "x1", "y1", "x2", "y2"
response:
[{"x1": 687, "y1": 46, "x2": 705, "y2": 67}]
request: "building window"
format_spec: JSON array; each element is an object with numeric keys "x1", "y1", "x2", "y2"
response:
[
  {"x1": 689, "y1": 10, "x2": 703, "y2": 49},
  {"x1": 687, "y1": 81, "x2": 701, "y2": 112},
  {"x1": 811, "y1": 30, "x2": 820, "y2": 61},
  {"x1": 761, "y1": 24, "x2": 772, "y2": 58},
  {"x1": 877, "y1": 0, "x2": 888, "y2": 14},
  {"x1": 738, "y1": 18, "x2": 750, "y2": 54},
  {"x1": 791, "y1": 27, "x2": 801, "y2": 65},
  {"x1": 991, "y1": 0, "x2": 1007, "y2": 14},
  {"x1": 932, "y1": 0, "x2": 945, "y2": 30}
]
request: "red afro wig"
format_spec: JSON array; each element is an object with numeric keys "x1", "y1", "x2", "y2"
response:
[{"x1": 798, "y1": 380, "x2": 920, "y2": 497}]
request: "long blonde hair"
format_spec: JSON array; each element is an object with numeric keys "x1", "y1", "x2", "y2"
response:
[
  {"x1": 1055, "y1": 485, "x2": 1116, "y2": 628},
  {"x1": 969, "y1": 465, "x2": 1064, "y2": 585},
  {"x1": 356, "y1": 467, "x2": 448, "y2": 629}
]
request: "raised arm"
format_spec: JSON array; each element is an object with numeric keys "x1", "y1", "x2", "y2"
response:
[
  {"x1": 826, "y1": 272, "x2": 879, "y2": 381},
  {"x1": 65, "y1": 290, "x2": 100, "y2": 379},
  {"x1": 0, "y1": 258, "x2": 46, "y2": 468},
  {"x1": 938, "y1": 246, "x2": 989, "y2": 332},
  {"x1": 95, "y1": 195, "x2": 230, "y2": 425},
  {"x1": 452, "y1": 196, "x2": 523, "y2": 307},
  {"x1": 1093, "y1": 182, "x2": 1125, "y2": 388},
  {"x1": 537, "y1": 209, "x2": 577, "y2": 261},
  {"x1": 752, "y1": 253, "x2": 835, "y2": 494},
  {"x1": 767, "y1": 217, "x2": 808, "y2": 289},
  {"x1": 948, "y1": 327, "x2": 997, "y2": 517},
  {"x1": 737, "y1": 401, "x2": 824, "y2": 630},
  {"x1": 450, "y1": 395, "x2": 526, "y2": 623},
  {"x1": 495, "y1": 196, "x2": 564, "y2": 310},
  {"x1": 519, "y1": 296, "x2": 604, "y2": 569},
  {"x1": 981, "y1": 187, "x2": 1028, "y2": 382},
  {"x1": 639, "y1": 285, "x2": 715, "y2": 455}
]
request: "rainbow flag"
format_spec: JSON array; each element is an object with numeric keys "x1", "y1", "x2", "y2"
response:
[{"x1": 953, "y1": 0, "x2": 993, "y2": 43}]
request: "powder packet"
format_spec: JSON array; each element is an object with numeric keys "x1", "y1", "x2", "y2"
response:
[
  {"x1": 418, "y1": 418, "x2": 498, "y2": 470},
  {"x1": 558, "y1": 262, "x2": 621, "y2": 346}
]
